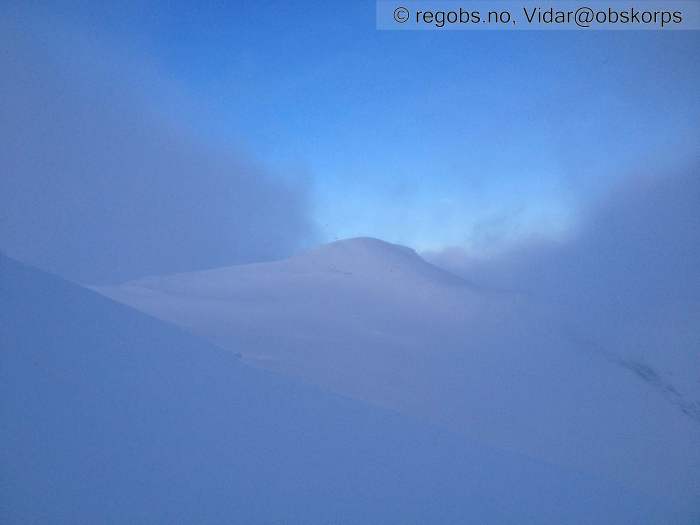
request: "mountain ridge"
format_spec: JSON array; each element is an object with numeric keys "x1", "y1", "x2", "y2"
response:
[{"x1": 117, "y1": 237, "x2": 469, "y2": 293}]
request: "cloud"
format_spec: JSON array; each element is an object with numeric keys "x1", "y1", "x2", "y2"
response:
[
  {"x1": 0, "y1": 11, "x2": 315, "y2": 284},
  {"x1": 425, "y1": 165, "x2": 700, "y2": 401}
]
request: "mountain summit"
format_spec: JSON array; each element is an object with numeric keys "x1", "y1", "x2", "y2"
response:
[{"x1": 286, "y1": 237, "x2": 466, "y2": 285}]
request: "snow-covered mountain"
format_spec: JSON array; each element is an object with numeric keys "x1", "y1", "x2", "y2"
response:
[
  {"x1": 96, "y1": 238, "x2": 700, "y2": 513},
  {"x1": 3, "y1": 253, "x2": 686, "y2": 524}
]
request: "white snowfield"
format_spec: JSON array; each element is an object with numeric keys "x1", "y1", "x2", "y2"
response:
[
  {"x1": 2, "y1": 254, "x2": 687, "y2": 524},
  {"x1": 96, "y1": 237, "x2": 700, "y2": 516}
]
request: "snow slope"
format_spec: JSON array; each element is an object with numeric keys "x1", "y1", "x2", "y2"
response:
[
  {"x1": 96, "y1": 238, "x2": 700, "y2": 514},
  {"x1": 3, "y1": 253, "x2": 689, "y2": 523},
  {"x1": 100, "y1": 239, "x2": 700, "y2": 510}
]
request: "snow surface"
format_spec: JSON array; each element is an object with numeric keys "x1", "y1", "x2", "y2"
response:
[
  {"x1": 96, "y1": 238, "x2": 700, "y2": 515},
  {"x1": 2, "y1": 253, "x2": 689, "y2": 523}
]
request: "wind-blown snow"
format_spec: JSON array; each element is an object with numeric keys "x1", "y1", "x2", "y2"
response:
[
  {"x1": 96, "y1": 238, "x2": 700, "y2": 516},
  {"x1": 2, "y1": 254, "x2": 686, "y2": 523}
]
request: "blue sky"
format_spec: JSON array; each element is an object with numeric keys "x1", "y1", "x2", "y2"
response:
[{"x1": 6, "y1": 1, "x2": 700, "y2": 253}]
